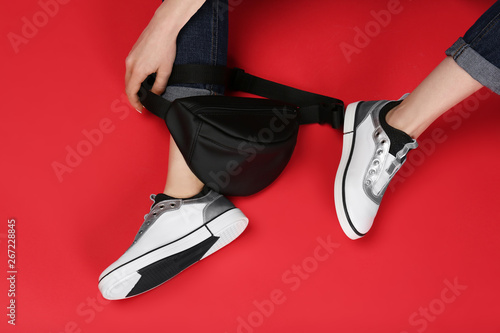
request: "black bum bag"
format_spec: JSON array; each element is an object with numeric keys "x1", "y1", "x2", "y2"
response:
[{"x1": 138, "y1": 64, "x2": 344, "y2": 196}]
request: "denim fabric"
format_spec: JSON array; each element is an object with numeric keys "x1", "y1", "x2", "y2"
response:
[
  {"x1": 446, "y1": 0, "x2": 500, "y2": 94},
  {"x1": 162, "y1": 0, "x2": 228, "y2": 101}
]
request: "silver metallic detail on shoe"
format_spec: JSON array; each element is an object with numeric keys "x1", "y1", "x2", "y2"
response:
[
  {"x1": 386, "y1": 162, "x2": 397, "y2": 175},
  {"x1": 395, "y1": 142, "x2": 418, "y2": 162},
  {"x1": 203, "y1": 195, "x2": 236, "y2": 223},
  {"x1": 130, "y1": 190, "x2": 227, "y2": 245},
  {"x1": 362, "y1": 104, "x2": 418, "y2": 205},
  {"x1": 131, "y1": 195, "x2": 183, "y2": 246}
]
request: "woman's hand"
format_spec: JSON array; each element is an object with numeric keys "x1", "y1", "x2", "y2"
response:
[{"x1": 125, "y1": 0, "x2": 206, "y2": 112}]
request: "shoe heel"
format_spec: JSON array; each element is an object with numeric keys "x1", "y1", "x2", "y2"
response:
[
  {"x1": 343, "y1": 101, "x2": 359, "y2": 133},
  {"x1": 335, "y1": 101, "x2": 363, "y2": 240},
  {"x1": 204, "y1": 209, "x2": 248, "y2": 258}
]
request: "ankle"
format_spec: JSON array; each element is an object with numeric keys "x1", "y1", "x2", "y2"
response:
[
  {"x1": 385, "y1": 104, "x2": 420, "y2": 139},
  {"x1": 385, "y1": 104, "x2": 402, "y2": 130},
  {"x1": 163, "y1": 183, "x2": 204, "y2": 199}
]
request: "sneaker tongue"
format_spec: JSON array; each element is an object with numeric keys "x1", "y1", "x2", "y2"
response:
[
  {"x1": 379, "y1": 101, "x2": 414, "y2": 156},
  {"x1": 153, "y1": 193, "x2": 175, "y2": 207}
]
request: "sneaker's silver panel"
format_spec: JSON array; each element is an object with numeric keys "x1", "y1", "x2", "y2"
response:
[
  {"x1": 132, "y1": 191, "x2": 227, "y2": 245},
  {"x1": 362, "y1": 104, "x2": 418, "y2": 205},
  {"x1": 203, "y1": 195, "x2": 235, "y2": 223},
  {"x1": 131, "y1": 197, "x2": 182, "y2": 245},
  {"x1": 183, "y1": 190, "x2": 220, "y2": 206}
]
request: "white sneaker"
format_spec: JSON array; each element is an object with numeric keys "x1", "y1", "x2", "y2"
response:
[
  {"x1": 334, "y1": 97, "x2": 418, "y2": 239},
  {"x1": 98, "y1": 190, "x2": 248, "y2": 300}
]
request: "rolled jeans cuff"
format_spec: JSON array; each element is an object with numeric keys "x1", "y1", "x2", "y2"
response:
[
  {"x1": 162, "y1": 86, "x2": 211, "y2": 102},
  {"x1": 445, "y1": 37, "x2": 500, "y2": 94}
]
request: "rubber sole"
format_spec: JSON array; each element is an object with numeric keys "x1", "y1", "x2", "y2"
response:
[
  {"x1": 98, "y1": 208, "x2": 248, "y2": 300},
  {"x1": 334, "y1": 102, "x2": 363, "y2": 240}
]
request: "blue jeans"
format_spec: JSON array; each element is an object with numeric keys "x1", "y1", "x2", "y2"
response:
[
  {"x1": 446, "y1": 0, "x2": 500, "y2": 94},
  {"x1": 162, "y1": 0, "x2": 228, "y2": 102}
]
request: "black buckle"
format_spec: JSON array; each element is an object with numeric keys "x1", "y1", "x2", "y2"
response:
[
  {"x1": 318, "y1": 102, "x2": 344, "y2": 129},
  {"x1": 229, "y1": 68, "x2": 255, "y2": 92}
]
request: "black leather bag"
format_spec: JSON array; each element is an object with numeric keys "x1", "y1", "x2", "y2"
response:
[{"x1": 139, "y1": 65, "x2": 344, "y2": 196}]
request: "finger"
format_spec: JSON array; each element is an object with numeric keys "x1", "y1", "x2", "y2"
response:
[
  {"x1": 124, "y1": 59, "x2": 144, "y2": 112},
  {"x1": 151, "y1": 69, "x2": 170, "y2": 95},
  {"x1": 125, "y1": 71, "x2": 145, "y2": 112}
]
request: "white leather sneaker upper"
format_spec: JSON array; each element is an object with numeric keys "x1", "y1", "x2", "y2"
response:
[
  {"x1": 336, "y1": 99, "x2": 418, "y2": 238},
  {"x1": 99, "y1": 191, "x2": 232, "y2": 281}
]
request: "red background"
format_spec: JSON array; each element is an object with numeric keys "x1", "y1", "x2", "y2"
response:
[{"x1": 1, "y1": 0, "x2": 500, "y2": 332}]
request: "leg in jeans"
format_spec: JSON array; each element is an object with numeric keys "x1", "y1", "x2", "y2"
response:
[
  {"x1": 335, "y1": 1, "x2": 500, "y2": 239},
  {"x1": 162, "y1": 0, "x2": 228, "y2": 198},
  {"x1": 387, "y1": 0, "x2": 500, "y2": 138}
]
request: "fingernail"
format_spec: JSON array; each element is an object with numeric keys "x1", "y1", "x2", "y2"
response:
[{"x1": 136, "y1": 107, "x2": 143, "y2": 114}]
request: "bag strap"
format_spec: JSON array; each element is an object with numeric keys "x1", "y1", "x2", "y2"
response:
[
  {"x1": 139, "y1": 65, "x2": 344, "y2": 128},
  {"x1": 229, "y1": 67, "x2": 344, "y2": 128}
]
